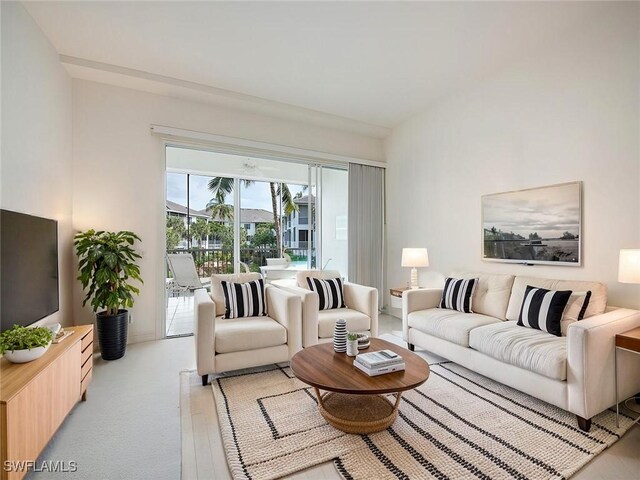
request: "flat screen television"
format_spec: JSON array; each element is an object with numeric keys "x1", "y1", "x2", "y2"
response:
[{"x1": 0, "y1": 210, "x2": 59, "y2": 331}]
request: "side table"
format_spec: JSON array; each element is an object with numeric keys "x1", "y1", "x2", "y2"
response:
[
  {"x1": 390, "y1": 286, "x2": 412, "y2": 298},
  {"x1": 389, "y1": 286, "x2": 422, "y2": 319},
  {"x1": 615, "y1": 327, "x2": 640, "y2": 428}
]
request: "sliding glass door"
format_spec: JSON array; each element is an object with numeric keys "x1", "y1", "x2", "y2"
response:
[
  {"x1": 165, "y1": 146, "x2": 349, "y2": 337},
  {"x1": 164, "y1": 147, "x2": 349, "y2": 337}
]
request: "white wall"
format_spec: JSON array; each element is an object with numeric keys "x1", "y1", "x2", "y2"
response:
[
  {"x1": 385, "y1": 5, "x2": 640, "y2": 309},
  {"x1": 1, "y1": 2, "x2": 74, "y2": 326},
  {"x1": 72, "y1": 80, "x2": 384, "y2": 342}
]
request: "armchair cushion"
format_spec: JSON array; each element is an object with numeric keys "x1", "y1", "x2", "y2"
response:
[
  {"x1": 306, "y1": 277, "x2": 345, "y2": 310},
  {"x1": 318, "y1": 308, "x2": 370, "y2": 338},
  {"x1": 215, "y1": 316, "x2": 287, "y2": 354},
  {"x1": 295, "y1": 270, "x2": 342, "y2": 289},
  {"x1": 211, "y1": 272, "x2": 262, "y2": 309},
  {"x1": 220, "y1": 278, "x2": 266, "y2": 319}
]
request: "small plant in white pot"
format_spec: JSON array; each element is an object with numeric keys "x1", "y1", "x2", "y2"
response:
[
  {"x1": 0, "y1": 325, "x2": 54, "y2": 363},
  {"x1": 346, "y1": 332, "x2": 359, "y2": 356}
]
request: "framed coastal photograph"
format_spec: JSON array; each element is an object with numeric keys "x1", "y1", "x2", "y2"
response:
[{"x1": 482, "y1": 181, "x2": 582, "y2": 266}]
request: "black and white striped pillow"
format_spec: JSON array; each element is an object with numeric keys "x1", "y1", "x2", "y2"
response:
[
  {"x1": 306, "y1": 277, "x2": 345, "y2": 310},
  {"x1": 220, "y1": 278, "x2": 267, "y2": 319},
  {"x1": 561, "y1": 290, "x2": 592, "y2": 335},
  {"x1": 439, "y1": 277, "x2": 478, "y2": 313},
  {"x1": 517, "y1": 285, "x2": 572, "y2": 337}
]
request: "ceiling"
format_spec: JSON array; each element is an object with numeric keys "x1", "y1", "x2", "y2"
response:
[{"x1": 24, "y1": 1, "x2": 612, "y2": 134}]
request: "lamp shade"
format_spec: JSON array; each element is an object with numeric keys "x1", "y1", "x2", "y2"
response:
[
  {"x1": 619, "y1": 249, "x2": 640, "y2": 283},
  {"x1": 401, "y1": 248, "x2": 429, "y2": 268}
]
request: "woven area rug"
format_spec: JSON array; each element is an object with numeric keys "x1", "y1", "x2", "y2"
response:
[{"x1": 211, "y1": 361, "x2": 636, "y2": 480}]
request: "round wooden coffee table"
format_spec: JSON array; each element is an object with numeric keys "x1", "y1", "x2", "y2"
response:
[{"x1": 290, "y1": 338, "x2": 430, "y2": 434}]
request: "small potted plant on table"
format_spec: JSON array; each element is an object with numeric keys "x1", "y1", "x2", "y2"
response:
[
  {"x1": 346, "y1": 332, "x2": 359, "y2": 356},
  {"x1": 0, "y1": 325, "x2": 54, "y2": 363},
  {"x1": 74, "y1": 230, "x2": 143, "y2": 360}
]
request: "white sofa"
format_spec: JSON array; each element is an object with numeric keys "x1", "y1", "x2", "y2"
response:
[
  {"x1": 194, "y1": 273, "x2": 302, "y2": 385},
  {"x1": 403, "y1": 272, "x2": 640, "y2": 431},
  {"x1": 273, "y1": 270, "x2": 379, "y2": 347}
]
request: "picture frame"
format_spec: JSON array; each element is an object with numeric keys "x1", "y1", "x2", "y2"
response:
[{"x1": 481, "y1": 181, "x2": 582, "y2": 266}]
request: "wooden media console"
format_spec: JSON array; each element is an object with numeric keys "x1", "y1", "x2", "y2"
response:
[{"x1": 0, "y1": 325, "x2": 94, "y2": 480}]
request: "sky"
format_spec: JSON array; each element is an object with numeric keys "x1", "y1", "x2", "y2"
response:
[
  {"x1": 166, "y1": 172, "x2": 306, "y2": 212},
  {"x1": 482, "y1": 183, "x2": 580, "y2": 238}
]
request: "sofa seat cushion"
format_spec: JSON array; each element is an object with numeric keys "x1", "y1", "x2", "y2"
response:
[
  {"x1": 407, "y1": 308, "x2": 501, "y2": 347},
  {"x1": 318, "y1": 308, "x2": 370, "y2": 338},
  {"x1": 469, "y1": 321, "x2": 567, "y2": 381},
  {"x1": 215, "y1": 316, "x2": 286, "y2": 354}
]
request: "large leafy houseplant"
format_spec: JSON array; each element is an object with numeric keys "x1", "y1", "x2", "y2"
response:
[{"x1": 74, "y1": 230, "x2": 143, "y2": 360}]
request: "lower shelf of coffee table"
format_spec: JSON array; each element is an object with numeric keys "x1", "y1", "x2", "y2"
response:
[{"x1": 314, "y1": 389, "x2": 402, "y2": 434}]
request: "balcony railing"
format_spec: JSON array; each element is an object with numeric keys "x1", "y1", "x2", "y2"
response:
[{"x1": 167, "y1": 246, "x2": 312, "y2": 278}]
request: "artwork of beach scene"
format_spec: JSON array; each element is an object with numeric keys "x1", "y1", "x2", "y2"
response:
[{"x1": 482, "y1": 182, "x2": 581, "y2": 266}]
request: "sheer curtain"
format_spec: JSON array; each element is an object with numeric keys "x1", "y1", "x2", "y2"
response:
[{"x1": 348, "y1": 163, "x2": 385, "y2": 308}]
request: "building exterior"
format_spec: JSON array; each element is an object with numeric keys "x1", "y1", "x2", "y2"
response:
[
  {"x1": 209, "y1": 208, "x2": 274, "y2": 238},
  {"x1": 166, "y1": 201, "x2": 274, "y2": 248},
  {"x1": 283, "y1": 195, "x2": 314, "y2": 249},
  {"x1": 166, "y1": 200, "x2": 209, "y2": 222}
]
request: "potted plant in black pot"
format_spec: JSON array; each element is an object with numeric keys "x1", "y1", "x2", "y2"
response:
[{"x1": 74, "y1": 230, "x2": 143, "y2": 360}]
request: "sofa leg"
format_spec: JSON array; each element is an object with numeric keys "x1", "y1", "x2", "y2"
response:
[
  {"x1": 577, "y1": 415, "x2": 592, "y2": 432},
  {"x1": 202, "y1": 374, "x2": 209, "y2": 386},
  {"x1": 408, "y1": 343, "x2": 415, "y2": 351}
]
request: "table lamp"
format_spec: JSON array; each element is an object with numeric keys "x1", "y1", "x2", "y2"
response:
[
  {"x1": 401, "y1": 248, "x2": 429, "y2": 289},
  {"x1": 619, "y1": 249, "x2": 640, "y2": 283}
]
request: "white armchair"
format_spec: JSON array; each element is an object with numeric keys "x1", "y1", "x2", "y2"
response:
[
  {"x1": 273, "y1": 270, "x2": 378, "y2": 347},
  {"x1": 194, "y1": 272, "x2": 302, "y2": 385}
]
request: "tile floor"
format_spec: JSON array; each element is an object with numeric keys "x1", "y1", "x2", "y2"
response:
[{"x1": 166, "y1": 292, "x2": 195, "y2": 337}]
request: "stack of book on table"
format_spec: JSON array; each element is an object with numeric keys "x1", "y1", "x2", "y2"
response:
[{"x1": 354, "y1": 349, "x2": 405, "y2": 376}]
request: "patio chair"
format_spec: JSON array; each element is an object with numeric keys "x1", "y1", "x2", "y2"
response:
[
  {"x1": 265, "y1": 252, "x2": 293, "y2": 267},
  {"x1": 166, "y1": 253, "x2": 211, "y2": 297}
]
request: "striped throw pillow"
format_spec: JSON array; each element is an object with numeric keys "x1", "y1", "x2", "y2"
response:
[
  {"x1": 517, "y1": 285, "x2": 572, "y2": 337},
  {"x1": 439, "y1": 277, "x2": 478, "y2": 313},
  {"x1": 220, "y1": 278, "x2": 267, "y2": 319},
  {"x1": 561, "y1": 290, "x2": 592, "y2": 336},
  {"x1": 306, "y1": 277, "x2": 345, "y2": 310}
]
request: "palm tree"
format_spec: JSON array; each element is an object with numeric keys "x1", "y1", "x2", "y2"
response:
[
  {"x1": 206, "y1": 199, "x2": 234, "y2": 223},
  {"x1": 166, "y1": 215, "x2": 187, "y2": 249},
  {"x1": 189, "y1": 218, "x2": 209, "y2": 248},
  {"x1": 207, "y1": 177, "x2": 298, "y2": 256}
]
